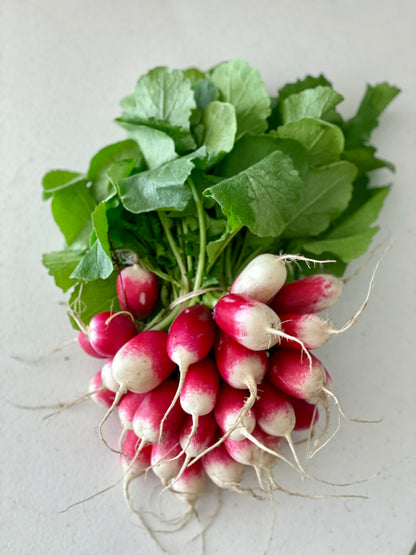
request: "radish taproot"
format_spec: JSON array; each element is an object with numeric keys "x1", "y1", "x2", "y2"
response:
[
  {"x1": 117, "y1": 264, "x2": 159, "y2": 320},
  {"x1": 151, "y1": 436, "x2": 186, "y2": 486}
]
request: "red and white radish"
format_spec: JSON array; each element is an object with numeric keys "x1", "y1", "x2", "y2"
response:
[
  {"x1": 213, "y1": 294, "x2": 312, "y2": 365},
  {"x1": 133, "y1": 379, "x2": 185, "y2": 445},
  {"x1": 202, "y1": 443, "x2": 260, "y2": 498},
  {"x1": 151, "y1": 436, "x2": 185, "y2": 486},
  {"x1": 117, "y1": 263, "x2": 159, "y2": 320},
  {"x1": 101, "y1": 358, "x2": 119, "y2": 393},
  {"x1": 169, "y1": 460, "x2": 205, "y2": 509},
  {"x1": 78, "y1": 331, "x2": 106, "y2": 358},
  {"x1": 254, "y1": 381, "x2": 304, "y2": 474},
  {"x1": 99, "y1": 332, "x2": 176, "y2": 450},
  {"x1": 271, "y1": 274, "x2": 342, "y2": 314},
  {"x1": 179, "y1": 357, "x2": 220, "y2": 453},
  {"x1": 214, "y1": 330, "x2": 268, "y2": 415},
  {"x1": 231, "y1": 253, "x2": 332, "y2": 304},
  {"x1": 88, "y1": 311, "x2": 138, "y2": 357},
  {"x1": 224, "y1": 427, "x2": 282, "y2": 491},
  {"x1": 268, "y1": 349, "x2": 329, "y2": 404},
  {"x1": 89, "y1": 370, "x2": 115, "y2": 408},
  {"x1": 289, "y1": 396, "x2": 320, "y2": 432},
  {"x1": 112, "y1": 330, "x2": 176, "y2": 395},
  {"x1": 118, "y1": 391, "x2": 147, "y2": 449},
  {"x1": 160, "y1": 304, "x2": 216, "y2": 439}
]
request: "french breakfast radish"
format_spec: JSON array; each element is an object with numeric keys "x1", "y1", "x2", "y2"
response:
[
  {"x1": 179, "y1": 357, "x2": 220, "y2": 454},
  {"x1": 271, "y1": 274, "x2": 343, "y2": 314},
  {"x1": 254, "y1": 380, "x2": 304, "y2": 474},
  {"x1": 231, "y1": 253, "x2": 333, "y2": 304},
  {"x1": 133, "y1": 379, "x2": 185, "y2": 445},
  {"x1": 77, "y1": 331, "x2": 106, "y2": 358},
  {"x1": 118, "y1": 391, "x2": 147, "y2": 450},
  {"x1": 101, "y1": 358, "x2": 119, "y2": 393},
  {"x1": 202, "y1": 443, "x2": 259, "y2": 498},
  {"x1": 89, "y1": 370, "x2": 115, "y2": 408},
  {"x1": 268, "y1": 349, "x2": 328, "y2": 404},
  {"x1": 99, "y1": 330, "x2": 176, "y2": 450},
  {"x1": 88, "y1": 311, "x2": 138, "y2": 357},
  {"x1": 117, "y1": 263, "x2": 159, "y2": 320},
  {"x1": 289, "y1": 396, "x2": 320, "y2": 431},
  {"x1": 151, "y1": 436, "x2": 186, "y2": 486},
  {"x1": 160, "y1": 305, "x2": 216, "y2": 440},
  {"x1": 213, "y1": 294, "x2": 312, "y2": 366},
  {"x1": 214, "y1": 330, "x2": 268, "y2": 415}
]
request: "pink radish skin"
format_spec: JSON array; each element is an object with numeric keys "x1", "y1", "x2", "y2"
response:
[
  {"x1": 215, "y1": 330, "x2": 268, "y2": 411},
  {"x1": 224, "y1": 428, "x2": 282, "y2": 491},
  {"x1": 278, "y1": 313, "x2": 334, "y2": 350},
  {"x1": 112, "y1": 330, "x2": 176, "y2": 395},
  {"x1": 117, "y1": 264, "x2": 158, "y2": 320},
  {"x1": 151, "y1": 436, "x2": 185, "y2": 486},
  {"x1": 289, "y1": 396, "x2": 320, "y2": 431},
  {"x1": 120, "y1": 430, "x2": 152, "y2": 479},
  {"x1": 169, "y1": 461, "x2": 205, "y2": 507},
  {"x1": 133, "y1": 380, "x2": 185, "y2": 444},
  {"x1": 118, "y1": 391, "x2": 147, "y2": 431},
  {"x1": 271, "y1": 274, "x2": 342, "y2": 314},
  {"x1": 254, "y1": 381, "x2": 304, "y2": 473},
  {"x1": 231, "y1": 253, "x2": 288, "y2": 303},
  {"x1": 179, "y1": 413, "x2": 218, "y2": 458},
  {"x1": 89, "y1": 371, "x2": 116, "y2": 407},
  {"x1": 268, "y1": 349, "x2": 328, "y2": 404},
  {"x1": 180, "y1": 358, "x2": 220, "y2": 417},
  {"x1": 101, "y1": 358, "x2": 119, "y2": 393},
  {"x1": 160, "y1": 305, "x2": 216, "y2": 438},
  {"x1": 202, "y1": 443, "x2": 248, "y2": 494},
  {"x1": 214, "y1": 386, "x2": 256, "y2": 441},
  {"x1": 78, "y1": 331, "x2": 106, "y2": 358},
  {"x1": 88, "y1": 311, "x2": 137, "y2": 357},
  {"x1": 213, "y1": 294, "x2": 283, "y2": 351}
]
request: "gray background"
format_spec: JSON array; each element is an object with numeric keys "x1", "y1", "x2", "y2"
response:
[{"x1": 1, "y1": 1, "x2": 415, "y2": 554}]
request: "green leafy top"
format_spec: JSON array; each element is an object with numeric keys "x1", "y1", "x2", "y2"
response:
[{"x1": 42, "y1": 60, "x2": 399, "y2": 327}]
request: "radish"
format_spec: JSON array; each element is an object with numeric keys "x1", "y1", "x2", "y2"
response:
[
  {"x1": 289, "y1": 396, "x2": 320, "y2": 431},
  {"x1": 178, "y1": 357, "x2": 220, "y2": 453},
  {"x1": 100, "y1": 358, "x2": 119, "y2": 393},
  {"x1": 88, "y1": 370, "x2": 115, "y2": 407},
  {"x1": 202, "y1": 443, "x2": 260, "y2": 498},
  {"x1": 77, "y1": 331, "x2": 106, "y2": 358},
  {"x1": 118, "y1": 391, "x2": 147, "y2": 450},
  {"x1": 88, "y1": 311, "x2": 138, "y2": 357},
  {"x1": 271, "y1": 274, "x2": 343, "y2": 314},
  {"x1": 133, "y1": 379, "x2": 185, "y2": 445},
  {"x1": 268, "y1": 349, "x2": 329, "y2": 404},
  {"x1": 117, "y1": 263, "x2": 159, "y2": 320},
  {"x1": 99, "y1": 331, "x2": 176, "y2": 450},
  {"x1": 254, "y1": 380, "x2": 304, "y2": 474},
  {"x1": 214, "y1": 330, "x2": 268, "y2": 415},
  {"x1": 151, "y1": 436, "x2": 185, "y2": 486},
  {"x1": 209, "y1": 385, "x2": 297, "y2": 471},
  {"x1": 231, "y1": 253, "x2": 333, "y2": 304},
  {"x1": 169, "y1": 460, "x2": 205, "y2": 509},
  {"x1": 224, "y1": 427, "x2": 282, "y2": 491},
  {"x1": 172, "y1": 413, "x2": 218, "y2": 483},
  {"x1": 160, "y1": 304, "x2": 216, "y2": 439},
  {"x1": 213, "y1": 294, "x2": 312, "y2": 366},
  {"x1": 112, "y1": 330, "x2": 176, "y2": 395}
]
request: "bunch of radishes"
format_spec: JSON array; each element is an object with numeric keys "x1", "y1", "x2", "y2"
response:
[{"x1": 76, "y1": 250, "x2": 357, "y2": 517}]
